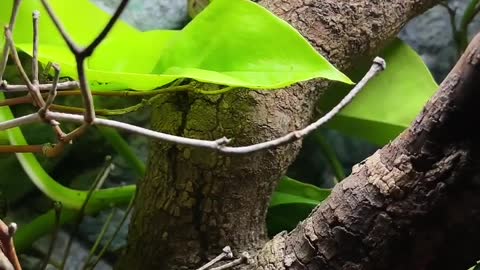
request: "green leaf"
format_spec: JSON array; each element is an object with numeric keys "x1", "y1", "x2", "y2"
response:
[
  {"x1": 270, "y1": 176, "x2": 331, "y2": 207},
  {"x1": 318, "y1": 39, "x2": 438, "y2": 145},
  {"x1": 267, "y1": 176, "x2": 331, "y2": 235},
  {"x1": 1, "y1": 0, "x2": 351, "y2": 91},
  {"x1": 1, "y1": 0, "x2": 139, "y2": 47},
  {"x1": 152, "y1": 0, "x2": 351, "y2": 88}
]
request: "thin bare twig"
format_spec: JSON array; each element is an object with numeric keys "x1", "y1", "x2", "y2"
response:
[
  {"x1": 0, "y1": 113, "x2": 40, "y2": 130},
  {"x1": 0, "y1": 96, "x2": 33, "y2": 107},
  {"x1": 73, "y1": 59, "x2": 95, "y2": 123},
  {"x1": 82, "y1": 208, "x2": 117, "y2": 270},
  {"x1": 41, "y1": 0, "x2": 130, "y2": 128},
  {"x1": 210, "y1": 252, "x2": 250, "y2": 270},
  {"x1": 40, "y1": 202, "x2": 62, "y2": 270},
  {"x1": 0, "y1": 144, "x2": 43, "y2": 153},
  {"x1": 82, "y1": 0, "x2": 130, "y2": 57},
  {"x1": 214, "y1": 57, "x2": 386, "y2": 154},
  {"x1": 60, "y1": 158, "x2": 114, "y2": 270},
  {"x1": 0, "y1": 0, "x2": 22, "y2": 82},
  {"x1": 0, "y1": 220, "x2": 21, "y2": 270},
  {"x1": 0, "y1": 82, "x2": 193, "y2": 94},
  {"x1": 9, "y1": 11, "x2": 67, "y2": 140},
  {"x1": 32, "y1": 11, "x2": 40, "y2": 85},
  {"x1": 41, "y1": 64, "x2": 60, "y2": 112},
  {"x1": 0, "y1": 0, "x2": 382, "y2": 157},
  {"x1": 196, "y1": 246, "x2": 233, "y2": 270},
  {"x1": 4, "y1": 26, "x2": 47, "y2": 112},
  {"x1": 4, "y1": 27, "x2": 35, "y2": 92},
  {"x1": 86, "y1": 195, "x2": 135, "y2": 269},
  {"x1": 0, "y1": 57, "x2": 385, "y2": 155},
  {"x1": 39, "y1": 63, "x2": 65, "y2": 139},
  {"x1": 0, "y1": 81, "x2": 79, "y2": 92},
  {"x1": 49, "y1": 102, "x2": 145, "y2": 116}
]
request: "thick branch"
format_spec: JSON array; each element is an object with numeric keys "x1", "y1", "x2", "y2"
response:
[{"x1": 255, "y1": 32, "x2": 480, "y2": 270}]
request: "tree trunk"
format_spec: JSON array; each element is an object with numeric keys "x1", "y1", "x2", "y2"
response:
[{"x1": 118, "y1": 0, "x2": 440, "y2": 269}]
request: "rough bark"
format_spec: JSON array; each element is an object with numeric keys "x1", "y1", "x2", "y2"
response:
[
  {"x1": 255, "y1": 33, "x2": 480, "y2": 270},
  {"x1": 118, "y1": 0, "x2": 440, "y2": 269}
]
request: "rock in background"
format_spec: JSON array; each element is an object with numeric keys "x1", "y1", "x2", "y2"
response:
[
  {"x1": 400, "y1": 0, "x2": 480, "y2": 82},
  {"x1": 90, "y1": 0, "x2": 188, "y2": 30}
]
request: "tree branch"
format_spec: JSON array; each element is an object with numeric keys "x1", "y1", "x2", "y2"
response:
[{"x1": 255, "y1": 31, "x2": 480, "y2": 270}]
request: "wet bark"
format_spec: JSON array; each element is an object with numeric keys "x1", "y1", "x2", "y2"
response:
[{"x1": 118, "y1": 0, "x2": 440, "y2": 269}]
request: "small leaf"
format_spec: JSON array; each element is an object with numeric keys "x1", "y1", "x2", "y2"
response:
[
  {"x1": 318, "y1": 39, "x2": 438, "y2": 145},
  {"x1": 267, "y1": 176, "x2": 331, "y2": 235},
  {"x1": 270, "y1": 176, "x2": 331, "y2": 207}
]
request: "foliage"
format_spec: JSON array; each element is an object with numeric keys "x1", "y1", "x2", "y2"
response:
[
  {"x1": 0, "y1": 0, "x2": 350, "y2": 91},
  {"x1": 319, "y1": 38, "x2": 438, "y2": 146},
  {"x1": 267, "y1": 176, "x2": 331, "y2": 236}
]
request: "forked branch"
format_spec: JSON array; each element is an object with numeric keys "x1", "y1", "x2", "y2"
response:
[{"x1": 0, "y1": 0, "x2": 384, "y2": 156}]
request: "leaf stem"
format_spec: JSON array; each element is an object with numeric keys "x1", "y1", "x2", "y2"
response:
[
  {"x1": 14, "y1": 186, "x2": 133, "y2": 252},
  {"x1": 49, "y1": 102, "x2": 145, "y2": 116},
  {"x1": 59, "y1": 157, "x2": 113, "y2": 270},
  {"x1": 0, "y1": 144, "x2": 43, "y2": 153},
  {"x1": 194, "y1": 86, "x2": 236, "y2": 95},
  {"x1": 313, "y1": 131, "x2": 345, "y2": 184},
  {"x1": 97, "y1": 126, "x2": 146, "y2": 176},
  {"x1": 83, "y1": 208, "x2": 117, "y2": 270},
  {"x1": 40, "y1": 202, "x2": 62, "y2": 270},
  {"x1": 86, "y1": 196, "x2": 135, "y2": 269},
  {"x1": 458, "y1": 0, "x2": 480, "y2": 53}
]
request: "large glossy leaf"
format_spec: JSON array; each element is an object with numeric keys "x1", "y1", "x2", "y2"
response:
[
  {"x1": 267, "y1": 176, "x2": 331, "y2": 235},
  {"x1": 319, "y1": 39, "x2": 438, "y2": 145},
  {"x1": 152, "y1": 0, "x2": 351, "y2": 88},
  {"x1": 1, "y1": 0, "x2": 351, "y2": 91}
]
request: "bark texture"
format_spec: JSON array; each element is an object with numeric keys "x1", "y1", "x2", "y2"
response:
[
  {"x1": 119, "y1": 0, "x2": 440, "y2": 269},
  {"x1": 255, "y1": 33, "x2": 480, "y2": 270}
]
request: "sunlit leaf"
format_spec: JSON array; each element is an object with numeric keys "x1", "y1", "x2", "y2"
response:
[
  {"x1": 152, "y1": 0, "x2": 351, "y2": 88},
  {"x1": 1, "y1": 0, "x2": 351, "y2": 91},
  {"x1": 319, "y1": 39, "x2": 438, "y2": 145}
]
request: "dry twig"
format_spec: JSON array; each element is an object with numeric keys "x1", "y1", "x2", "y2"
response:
[
  {"x1": 196, "y1": 246, "x2": 233, "y2": 270},
  {"x1": 210, "y1": 252, "x2": 251, "y2": 270},
  {"x1": 0, "y1": 220, "x2": 21, "y2": 270},
  {"x1": 0, "y1": 57, "x2": 384, "y2": 154}
]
